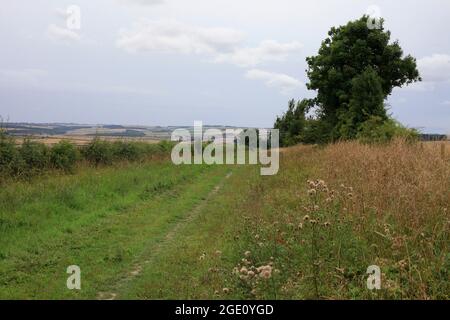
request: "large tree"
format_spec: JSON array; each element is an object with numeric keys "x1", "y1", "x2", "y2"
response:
[{"x1": 304, "y1": 16, "x2": 421, "y2": 140}]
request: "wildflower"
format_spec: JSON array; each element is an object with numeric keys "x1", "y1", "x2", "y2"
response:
[
  {"x1": 199, "y1": 253, "x2": 206, "y2": 260},
  {"x1": 298, "y1": 222, "x2": 303, "y2": 230},
  {"x1": 223, "y1": 288, "x2": 230, "y2": 294},
  {"x1": 325, "y1": 197, "x2": 333, "y2": 203},
  {"x1": 255, "y1": 234, "x2": 260, "y2": 240},
  {"x1": 303, "y1": 215, "x2": 310, "y2": 221},
  {"x1": 215, "y1": 250, "x2": 222, "y2": 256},
  {"x1": 307, "y1": 180, "x2": 316, "y2": 188},
  {"x1": 248, "y1": 270, "x2": 255, "y2": 277},
  {"x1": 244, "y1": 251, "x2": 251, "y2": 257},
  {"x1": 313, "y1": 205, "x2": 320, "y2": 211},
  {"x1": 308, "y1": 189, "x2": 317, "y2": 196},
  {"x1": 240, "y1": 266, "x2": 248, "y2": 275},
  {"x1": 251, "y1": 289, "x2": 257, "y2": 296},
  {"x1": 257, "y1": 265, "x2": 273, "y2": 279},
  {"x1": 397, "y1": 259, "x2": 408, "y2": 270},
  {"x1": 310, "y1": 219, "x2": 318, "y2": 225},
  {"x1": 324, "y1": 221, "x2": 331, "y2": 227}
]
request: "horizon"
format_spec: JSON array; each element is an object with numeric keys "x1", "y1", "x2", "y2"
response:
[{"x1": 2, "y1": 121, "x2": 449, "y2": 136}]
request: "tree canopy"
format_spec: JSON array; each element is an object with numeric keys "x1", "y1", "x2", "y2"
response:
[{"x1": 275, "y1": 16, "x2": 421, "y2": 145}]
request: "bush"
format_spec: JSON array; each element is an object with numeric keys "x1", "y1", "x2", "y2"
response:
[
  {"x1": 0, "y1": 132, "x2": 16, "y2": 170},
  {"x1": 50, "y1": 141, "x2": 78, "y2": 172},
  {"x1": 112, "y1": 141, "x2": 141, "y2": 161},
  {"x1": 82, "y1": 138, "x2": 113, "y2": 165},
  {"x1": 19, "y1": 139, "x2": 50, "y2": 172},
  {"x1": 0, "y1": 133, "x2": 174, "y2": 180},
  {"x1": 357, "y1": 116, "x2": 419, "y2": 144},
  {"x1": 157, "y1": 140, "x2": 175, "y2": 153}
]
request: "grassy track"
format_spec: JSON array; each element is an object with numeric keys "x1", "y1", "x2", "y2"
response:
[{"x1": 0, "y1": 161, "x2": 232, "y2": 299}]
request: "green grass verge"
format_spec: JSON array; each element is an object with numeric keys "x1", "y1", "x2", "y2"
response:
[{"x1": 0, "y1": 161, "x2": 231, "y2": 299}]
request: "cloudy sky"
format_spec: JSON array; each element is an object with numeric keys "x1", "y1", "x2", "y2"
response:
[{"x1": 1, "y1": 0, "x2": 449, "y2": 133}]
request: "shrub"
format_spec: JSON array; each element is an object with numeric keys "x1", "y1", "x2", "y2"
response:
[
  {"x1": 112, "y1": 141, "x2": 141, "y2": 161},
  {"x1": 82, "y1": 138, "x2": 113, "y2": 165},
  {"x1": 19, "y1": 139, "x2": 50, "y2": 171},
  {"x1": 0, "y1": 131, "x2": 23, "y2": 176},
  {"x1": 50, "y1": 140, "x2": 78, "y2": 172},
  {"x1": 356, "y1": 116, "x2": 419, "y2": 144},
  {"x1": 157, "y1": 140, "x2": 175, "y2": 152}
]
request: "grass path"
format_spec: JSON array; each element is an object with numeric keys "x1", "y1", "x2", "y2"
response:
[
  {"x1": 97, "y1": 171, "x2": 234, "y2": 300},
  {"x1": 0, "y1": 162, "x2": 234, "y2": 299}
]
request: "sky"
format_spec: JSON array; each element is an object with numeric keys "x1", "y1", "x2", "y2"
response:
[{"x1": 0, "y1": 0, "x2": 449, "y2": 133}]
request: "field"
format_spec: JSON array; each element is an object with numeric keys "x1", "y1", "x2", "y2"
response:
[
  {"x1": 0, "y1": 140, "x2": 449, "y2": 299},
  {"x1": 13, "y1": 135, "x2": 161, "y2": 147},
  {"x1": 4, "y1": 123, "x2": 245, "y2": 146}
]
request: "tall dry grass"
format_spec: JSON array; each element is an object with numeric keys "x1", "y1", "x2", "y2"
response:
[
  {"x1": 230, "y1": 139, "x2": 449, "y2": 299},
  {"x1": 310, "y1": 140, "x2": 449, "y2": 230}
]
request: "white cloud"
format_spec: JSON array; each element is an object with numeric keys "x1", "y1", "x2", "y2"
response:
[
  {"x1": 47, "y1": 24, "x2": 81, "y2": 43},
  {"x1": 116, "y1": 20, "x2": 302, "y2": 68},
  {"x1": 245, "y1": 69, "x2": 303, "y2": 95},
  {"x1": 418, "y1": 54, "x2": 450, "y2": 82},
  {"x1": 401, "y1": 54, "x2": 450, "y2": 91},
  {"x1": 116, "y1": 19, "x2": 244, "y2": 55},
  {"x1": 214, "y1": 40, "x2": 303, "y2": 67},
  {"x1": 442, "y1": 100, "x2": 450, "y2": 106}
]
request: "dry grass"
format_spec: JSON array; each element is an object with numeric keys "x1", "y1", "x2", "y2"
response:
[
  {"x1": 307, "y1": 140, "x2": 450, "y2": 230},
  {"x1": 228, "y1": 139, "x2": 449, "y2": 299}
]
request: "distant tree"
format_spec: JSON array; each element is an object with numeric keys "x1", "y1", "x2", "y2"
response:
[{"x1": 274, "y1": 99, "x2": 309, "y2": 146}]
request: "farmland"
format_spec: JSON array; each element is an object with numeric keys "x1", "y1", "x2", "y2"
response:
[
  {"x1": 0, "y1": 139, "x2": 448, "y2": 299},
  {"x1": 3, "y1": 123, "x2": 244, "y2": 146}
]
